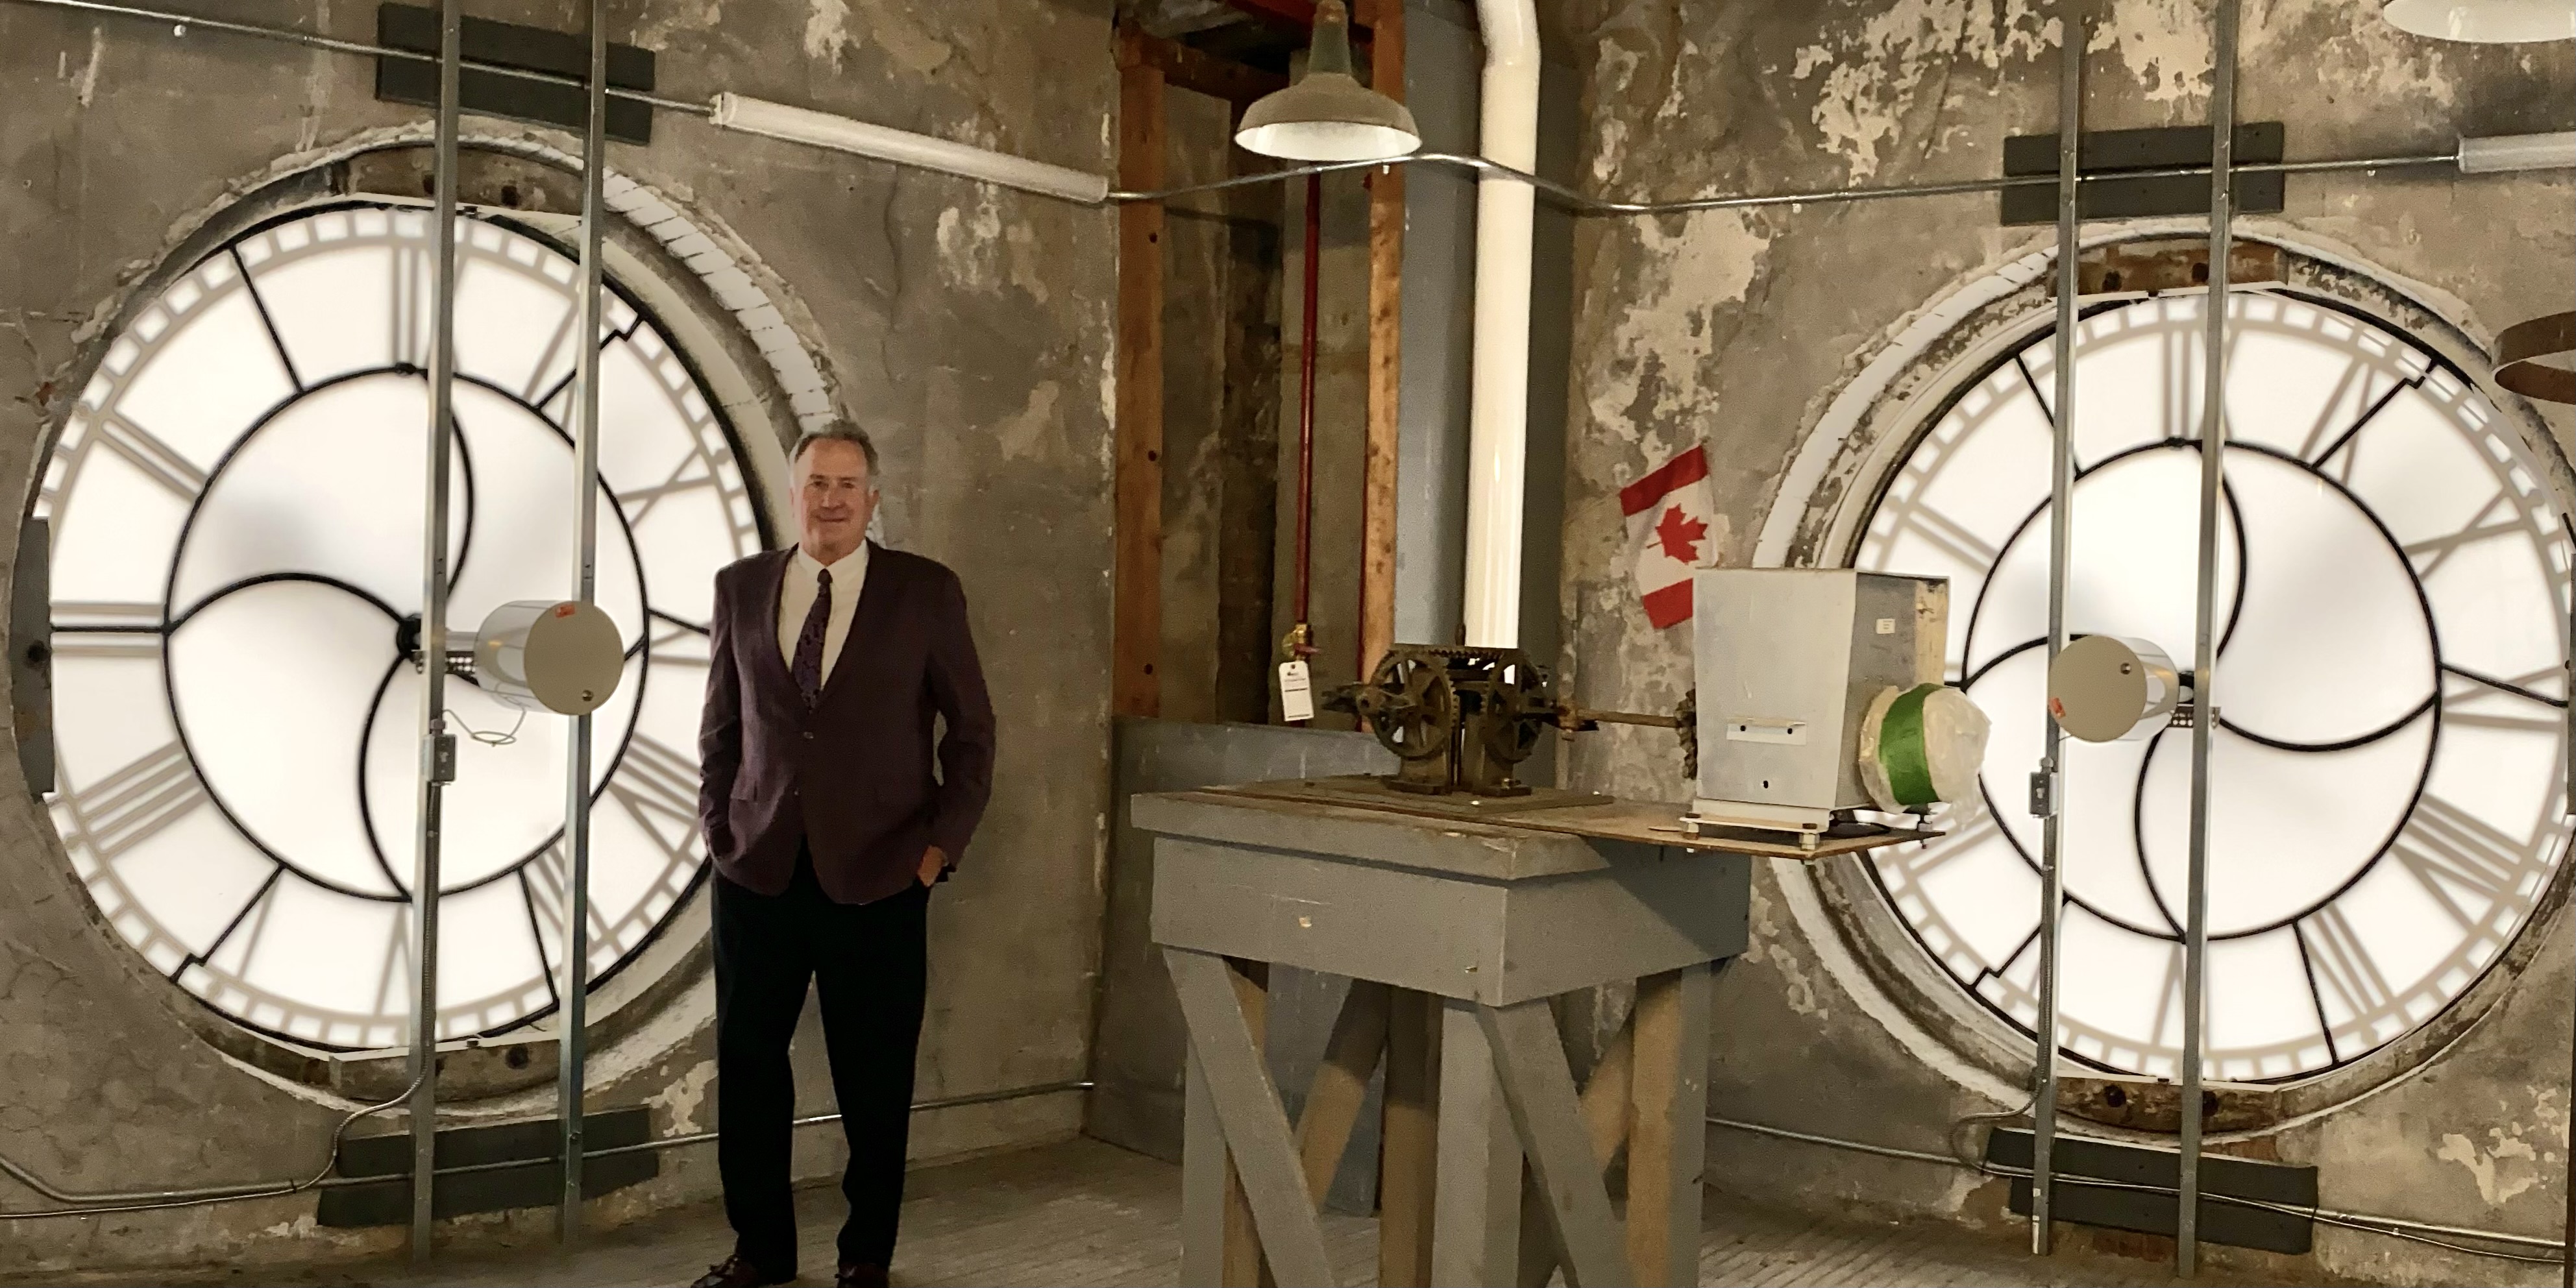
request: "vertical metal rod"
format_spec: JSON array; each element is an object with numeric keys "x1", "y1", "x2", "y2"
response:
[
  {"x1": 1294, "y1": 170, "x2": 1322, "y2": 636},
  {"x1": 2563, "y1": 522, "x2": 2575, "y2": 1288},
  {"x1": 2030, "y1": 16, "x2": 2085, "y2": 1259},
  {"x1": 556, "y1": 0, "x2": 609, "y2": 1243},
  {"x1": 2179, "y1": 0, "x2": 2240, "y2": 1273},
  {"x1": 408, "y1": 0, "x2": 464, "y2": 1262}
]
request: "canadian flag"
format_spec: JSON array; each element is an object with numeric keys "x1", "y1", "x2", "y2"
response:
[{"x1": 1621, "y1": 443, "x2": 1717, "y2": 629}]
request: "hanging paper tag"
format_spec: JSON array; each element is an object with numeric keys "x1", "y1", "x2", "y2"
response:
[{"x1": 1279, "y1": 660, "x2": 1315, "y2": 723}]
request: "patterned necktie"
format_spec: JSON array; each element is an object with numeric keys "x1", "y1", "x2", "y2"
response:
[{"x1": 791, "y1": 566, "x2": 833, "y2": 708}]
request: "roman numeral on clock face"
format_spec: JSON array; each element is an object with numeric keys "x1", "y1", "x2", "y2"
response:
[
  {"x1": 2391, "y1": 794, "x2": 2536, "y2": 931},
  {"x1": 63, "y1": 741, "x2": 208, "y2": 862}
]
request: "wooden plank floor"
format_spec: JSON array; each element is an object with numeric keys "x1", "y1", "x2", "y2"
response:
[{"x1": 30, "y1": 1137, "x2": 2263, "y2": 1287}]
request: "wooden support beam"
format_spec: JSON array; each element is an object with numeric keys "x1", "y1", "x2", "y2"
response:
[
  {"x1": 1379, "y1": 988, "x2": 1440, "y2": 1288},
  {"x1": 1168, "y1": 950, "x2": 1331, "y2": 1288},
  {"x1": 1434, "y1": 999, "x2": 1524, "y2": 1286},
  {"x1": 1582, "y1": 1013, "x2": 1636, "y2": 1171},
  {"x1": 1481, "y1": 1001, "x2": 1634, "y2": 1288},
  {"x1": 1358, "y1": 0, "x2": 1404, "y2": 683},
  {"x1": 1114, "y1": 35, "x2": 1167, "y2": 719},
  {"x1": 1626, "y1": 966, "x2": 1713, "y2": 1288},
  {"x1": 1295, "y1": 980, "x2": 1392, "y2": 1200},
  {"x1": 1184, "y1": 1045, "x2": 1227, "y2": 1287},
  {"x1": 1519, "y1": 1007, "x2": 1637, "y2": 1287},
  {"x1": 1225, "y1": 960, "x2": 1274, "y2": 1288},
  {"x1": 1128, "y1": 26, "x2": 1289, "y2": 106},
  {"x1": 1218, "y1": 0, "x2": 1378, "y2": 36}
]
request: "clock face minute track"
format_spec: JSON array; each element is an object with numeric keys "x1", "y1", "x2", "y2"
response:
[
  {"x1": 41, "y1": 205, "x2": 767, "y2": 1051},
  {"x1": 1858, "y1": 290, "x2": 2570, "y2": 1084}
]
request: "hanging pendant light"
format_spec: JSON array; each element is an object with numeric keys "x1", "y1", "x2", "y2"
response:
[
  {"x1": 2383, "y1": 0, "x2": 2575, "y2": 42},
  {"x1": 1235, "y1": 0, "x2": 1421, "y2": 162}
]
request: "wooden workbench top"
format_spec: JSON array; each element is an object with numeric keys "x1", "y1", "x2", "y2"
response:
[{"x1": 1135, "y1": 775, "x2": 1936, "y2": 866}]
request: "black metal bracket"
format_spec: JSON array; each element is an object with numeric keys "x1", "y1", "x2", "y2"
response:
[
  {"x1": 321, "y1": 1105, "x2": 658, "y2": 1227},
  {"x1": 2000, "y1": 124, "x2": 2287, "y2": 226},
  {"x1": 374, "y1": 3, "x2": 659, "y2": 145},
  {"x1": 11, "y1": 518, "x2": 50, "y2": 797},
  {"x1": 1987, "y1": 1126, "x2": 2317, "y2": 1255}
]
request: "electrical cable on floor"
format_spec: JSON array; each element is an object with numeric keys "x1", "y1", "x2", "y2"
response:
[
  {"x1": 1710, "y1": 1112, "x2": 2571, "y2": 1267},
  {"x1": 0, "y1": 1078, "x2": 1090, "y2": 1221}
]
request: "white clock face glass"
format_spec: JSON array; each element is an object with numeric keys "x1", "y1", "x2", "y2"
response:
[
  {"x1": 1858, "y1": 291, "x2": 2570, "y2": 1082},
  {"x1": 40, "y1": 204, "x2": 768, "y2": 1050}
]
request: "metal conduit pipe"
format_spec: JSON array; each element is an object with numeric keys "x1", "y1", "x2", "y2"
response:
[
  {"x1": 0, "y1": 1080, "x2": 1092, "y2": 1221},
  {"x1": 1705, "y1": 1115, "x2": 2575, "y2": 1265},
  {"x1": 1116, "y1": 148, "x2": 2482, "y2": 212},
  {"x1": 8, "y1": 0, "x2": 713, "y2": 114},
  {"x1": 1286, "y1": 172, "x2": 1323, "y2": 683}
]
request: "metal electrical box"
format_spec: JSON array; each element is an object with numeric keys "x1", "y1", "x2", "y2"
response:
[{"x1": 1691, "y1": 569, "x2": 1946, "y2": 836}]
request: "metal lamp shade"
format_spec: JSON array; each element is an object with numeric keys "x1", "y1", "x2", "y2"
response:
[
  {"x1": 1236, "y1": 73, "x2": 1422, "y2": 162},
  {"x1": 1234, "y1": 0, "x2": 1421, "y2": 162},
  {"x1": 2383, "y1": 0, "x2": 2574, "y2": 42}
]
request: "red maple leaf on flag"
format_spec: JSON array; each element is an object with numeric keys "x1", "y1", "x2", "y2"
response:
[{"x1": 1654, "y1": 505, "x2": 1707, "y2": 565}]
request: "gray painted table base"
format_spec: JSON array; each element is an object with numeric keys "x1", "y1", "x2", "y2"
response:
[{"x1": 1137, "y1": 790, "x2": 1751, "y2": 1288}]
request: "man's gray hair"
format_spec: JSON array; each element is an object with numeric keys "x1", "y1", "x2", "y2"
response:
[{"x1": 790, "y1": 421, "x2": 881, "y2": 480}]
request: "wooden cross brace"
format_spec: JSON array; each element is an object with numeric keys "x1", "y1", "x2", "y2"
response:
[{"x1": 1165, "y1": 947, "x2": 1712, "y2": 1287}]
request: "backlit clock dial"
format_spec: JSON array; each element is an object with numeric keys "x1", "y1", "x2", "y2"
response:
[
  {"x1": 1858, "y1": 291, "x2": 2569, "y2": 1082},
  {"x1": 40, "y1": 204, "x2": 769, "y2": 1050}
]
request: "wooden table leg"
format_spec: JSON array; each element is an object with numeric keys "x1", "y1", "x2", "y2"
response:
[
  {"x1": 1183, "y1": 1043, "x2": 1226, "y2": 1287},
  {"x1": 1168, "y1": 951, "x2": 1298, "y2": 1288},
  {"x1": 1522, "y1": 1006, "x2": 1637, "y2": 1287},
  {"x1": 1626, "y1": 965, "x2": 1712, "y2": 1287},
  {"x1": 1483, "y1": 1000, "x2": 1631, "y2": 1288},
  {"x1": 1224, "y1": 959, "x2": 1272, "y2": 1288},
  {"x1": 1379, "y1": 988, "x2": 1440, "y2": 1288},
  {"x1": 1432, "y1": 997, "x2": 1521, "y2": 1287}
]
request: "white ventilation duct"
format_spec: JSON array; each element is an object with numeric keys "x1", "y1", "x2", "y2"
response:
[
  {"x1": 708, "y1": 92, "x2": 1111, "y2": 204},
  {"x1": 1461, "y1": 0, "x2": 1542, "y2": 649}
]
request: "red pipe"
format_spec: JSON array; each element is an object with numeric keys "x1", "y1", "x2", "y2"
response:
[{"x1": 1292, "y1": 171, "x2": 1321, "y2": 649}]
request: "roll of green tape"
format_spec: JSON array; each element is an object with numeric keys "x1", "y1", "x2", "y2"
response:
[{"x1": 1878, "y1": 683, "x2": 1944, "y2": 808}]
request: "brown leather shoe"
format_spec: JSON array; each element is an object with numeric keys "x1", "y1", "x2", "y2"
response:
[
  {"x1": 691, "y1": 1254, "x2": 793, "y2": 1288},
  {"x1": 836, "y1": 1263, "x2": 891, "y2": 1288}
]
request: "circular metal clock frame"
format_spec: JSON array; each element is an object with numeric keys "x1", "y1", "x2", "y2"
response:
[
  {"x1": 38, "y1": 197, "x2": 776, "y2": 1053},
  {"x1": 1838, "y1": 273, "x2": 2572, "y2": 1089}
]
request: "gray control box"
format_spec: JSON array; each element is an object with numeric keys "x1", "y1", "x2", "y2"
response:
[{"x1": 1691, "y1": 569, "x2": 1948, "y2": 834}]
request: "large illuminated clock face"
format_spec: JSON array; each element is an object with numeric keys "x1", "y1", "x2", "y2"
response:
[
  {"x1": 1857, "y1": 290, "x2": 2570, "y2": 1083},
  {"x1": 39, "y1": 203, "x2": 768, "y2": 1051}
]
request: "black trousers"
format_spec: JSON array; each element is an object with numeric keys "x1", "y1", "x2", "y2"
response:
[{"x1": 713, "y1": 845, "x2": 930, "y2": 1274}]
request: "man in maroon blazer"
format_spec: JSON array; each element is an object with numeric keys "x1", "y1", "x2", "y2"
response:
[{"x1": 692, "y1": 423, "x2": 995, "y2": 1288}]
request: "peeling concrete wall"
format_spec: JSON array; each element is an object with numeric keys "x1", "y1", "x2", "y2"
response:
[
  {"x1": 1552, "y1": 1, "x2": 2574, "y2": 1283},
  {"x1": 0, "y1": 0, "x2": 1114, "y2": 1275}
]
